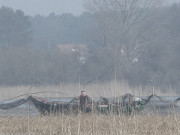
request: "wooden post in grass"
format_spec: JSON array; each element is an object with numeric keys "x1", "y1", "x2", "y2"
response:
[{"x1": 114, "y1": 44, "x2": 117, "y2": 103}]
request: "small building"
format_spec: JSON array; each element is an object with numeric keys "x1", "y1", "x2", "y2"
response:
[{"x1": 56, "y1": 44, "x2": 89, "y2": 63}]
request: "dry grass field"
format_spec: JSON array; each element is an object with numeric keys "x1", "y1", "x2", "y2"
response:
[
  {"x1": 0, "y1": 114, "x2": 180, "y2": 135},
  {"x1": 0, "y1": 81, "x2": 178, "y2": 100}
]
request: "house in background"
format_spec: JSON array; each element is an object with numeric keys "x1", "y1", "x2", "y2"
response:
[{"x1": 56, "y1": 44, "x2": 89, "y2": 63}]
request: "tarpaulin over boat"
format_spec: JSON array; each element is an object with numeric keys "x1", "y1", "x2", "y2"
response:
[
  {"x1": 30, "y1": 96, "x2": 78, "y2": 115},
  {"x1": 0, "y1": 94, "x2": 180, "y2": 115}
]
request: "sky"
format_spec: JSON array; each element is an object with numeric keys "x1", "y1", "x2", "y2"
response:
[
  {"x1": 0, "y1": 0, "x2": 180, "y2": 16},
  {"x1": 0, "y1": 0, "x2": 84, "y2": 16}
]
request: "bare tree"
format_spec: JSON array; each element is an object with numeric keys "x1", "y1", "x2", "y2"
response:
[{"x1": 84, "y1": 0, "x2": 163, "y2": 64}]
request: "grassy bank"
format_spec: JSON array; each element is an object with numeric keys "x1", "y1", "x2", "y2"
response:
[
  {"x1": 0, "y1": 114, "x2": 179, "y2": 135},
  {"x1": 0, "y1": 82, "x2": 178, "y2": 100}
]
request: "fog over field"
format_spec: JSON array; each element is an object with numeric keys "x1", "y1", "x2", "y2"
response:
[
  {"x1": 0, "y1": 0, "x2": 180, "y2": 93},
  {"x1": 0, "y1": 0, "x2": 180, "y2": 16},
  {"x1": 1, "y1": 2, "x2": 180, "y2": 135},
  {"x1": 0, "y1": 0, "x2": 84, "y2": 16}
]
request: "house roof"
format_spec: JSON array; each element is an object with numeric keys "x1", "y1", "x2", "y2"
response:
[{"x1": 56, "y1": 44, "x2": 89, "y2": 56}]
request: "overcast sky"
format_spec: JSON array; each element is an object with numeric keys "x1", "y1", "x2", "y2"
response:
[
  {"x1": 0, "y1": 0, "x2": 84, "y2": 16},
  {"x1": 0, "y1": 0, "x2": 180, "y2": 16}
]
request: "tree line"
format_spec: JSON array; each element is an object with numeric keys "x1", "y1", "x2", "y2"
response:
[{"x1": 0, "y1": 3, "x2": 180, "y2": 92}]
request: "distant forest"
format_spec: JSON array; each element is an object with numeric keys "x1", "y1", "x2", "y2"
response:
[{"x1": 0, "y1": 3, "x2": 180, "y2": 92}]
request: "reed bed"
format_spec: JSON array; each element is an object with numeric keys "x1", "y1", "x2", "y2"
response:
[
  {"x1": 0, "y1": 81, "x2": 178, "y2": 100},
  {"x1": 0, "y1": 113, "x2": 180, "y2": 135}
]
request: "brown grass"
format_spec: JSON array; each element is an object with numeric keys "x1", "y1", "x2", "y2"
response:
[
  {"x1": 0, "y1": 114, "x2": 180, "y2": 135},
  {"x1": 0, "y1": 81, "x2": 178, "y2": 100}
]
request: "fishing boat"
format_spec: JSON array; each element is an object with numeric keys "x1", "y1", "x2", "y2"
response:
[{"x1": 0, "y1": 94, "x2": 180, "y2": 115}]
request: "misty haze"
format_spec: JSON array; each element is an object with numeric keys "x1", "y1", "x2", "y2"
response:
[
  {"x1": 0, "y1": 0, "x2": 180, "y2": 92},
  {"x1": 1, "y1": 0, "x2": 180, "y2": 134}
]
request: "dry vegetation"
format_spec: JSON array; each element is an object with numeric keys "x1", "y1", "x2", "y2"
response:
[
  {"x1": 0, "y1": 81, "x2": 178, "y2": 100},
  {"x1": 0, "y1": 83, "x2": 179, "y2": 135},
  {"x1": 0, "y1": 113, "x2": 179, "y2": 135}
]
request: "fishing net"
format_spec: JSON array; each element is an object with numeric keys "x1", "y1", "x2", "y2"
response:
[{"x1": 0, "y1": 97, "x2": 30, "y2": 110}]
